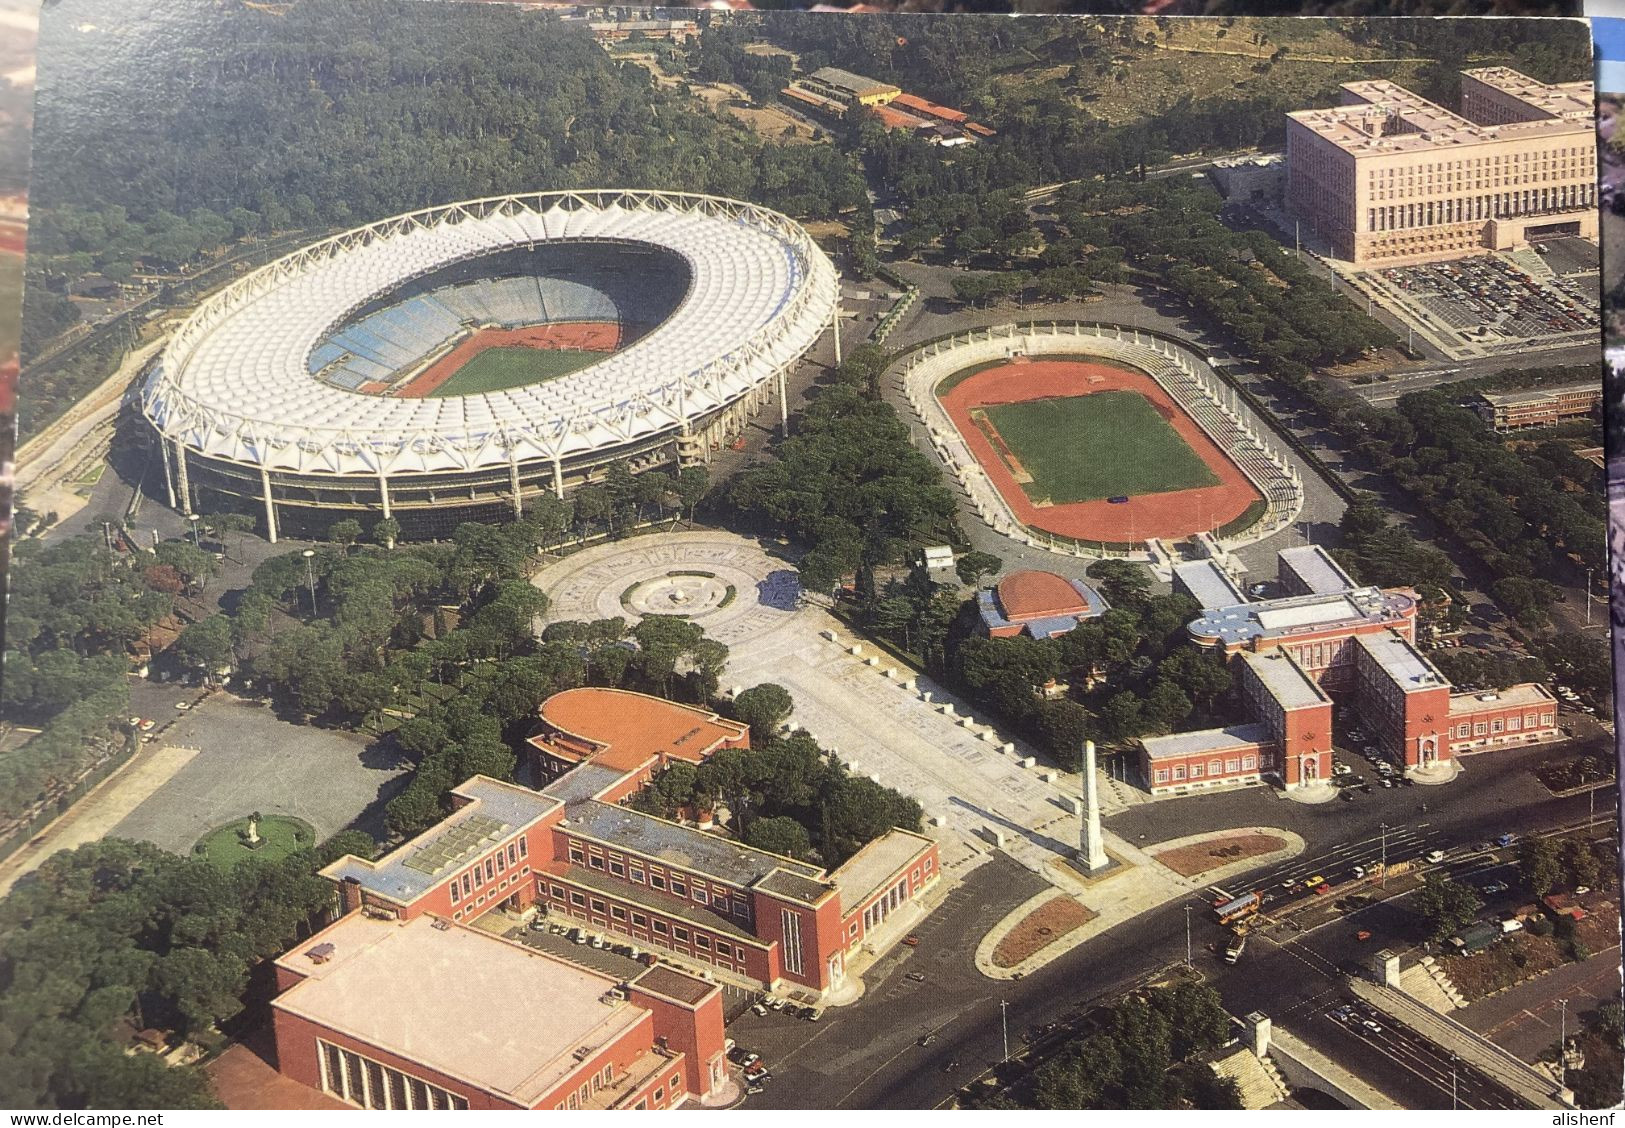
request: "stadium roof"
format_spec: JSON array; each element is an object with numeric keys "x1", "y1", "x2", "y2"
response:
[{"x1": 143, "y1": 191, "x2": 838, "y2": 477}]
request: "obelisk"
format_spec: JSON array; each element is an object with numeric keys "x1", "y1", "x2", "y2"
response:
[{"x1": 1079, "y1": 740, "x2": 1107, "y2": 871}]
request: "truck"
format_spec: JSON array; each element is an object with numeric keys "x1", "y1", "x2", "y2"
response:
[
  {"x1": 1214, "y1": 892, "x2": 1262, "y2": 926},
  {"x1": 1223, "y1": 932, "x2": 1248, "y2": 964}
]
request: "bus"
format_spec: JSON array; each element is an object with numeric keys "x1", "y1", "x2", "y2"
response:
[{"x1": 1214, "y1": 892, "x2": 1261, "y2": 926}]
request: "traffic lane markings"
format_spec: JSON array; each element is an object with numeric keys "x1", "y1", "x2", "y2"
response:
[{"x1": 1327, "y1": 1002, "x2": 1527, "y2": 1110}]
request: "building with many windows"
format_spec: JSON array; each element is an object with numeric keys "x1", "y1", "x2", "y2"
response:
[
  {"x1": 1286, "y1": 68, "x2": 1596, "y2": 265},
  {"x1": 1140, "y1": 548, "x2": 1561, "y2": 795},
  {"x1": 315, "y1": 688, "x2": 940, "y2": 999},
  {"x1": 1471, "y1": 381, "x2": 1603, "y2": 431},
  {"x1": 271, "y1": 912, "x2": 726, "y2": 1110}
]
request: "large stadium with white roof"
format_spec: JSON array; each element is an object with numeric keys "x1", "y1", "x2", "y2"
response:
[{"x1": 140, "y1": 190, "x2": 841, "y2": 539}]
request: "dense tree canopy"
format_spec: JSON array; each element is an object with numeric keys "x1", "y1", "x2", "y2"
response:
[{"x1": 0, "y1": 832, "x2": 370, "y2": 1108}]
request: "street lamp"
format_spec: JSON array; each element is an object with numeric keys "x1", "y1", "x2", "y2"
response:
[
  {"x1": 1450, "y1": 1052, "x2": 1458, "y2": 1110},
  {"x1": 1184, "y1": 904, "x2": 1193, "y2": 968},
  {"x1": 1559, "y1": 998, "x2": 1569, "y2": 1094},
  {"x1": 1000, "y1": 999, "x2": 1010, "y2": 1064},
  {"x1": 1379, "y1": 823, "x2": 1390, "y2": 889},
  {"x1": 186, "y1": 512, "x2": 200, "y2": 549},
  {"x1": 302, "y1": 549, "x2": 318, "y2": 615}
]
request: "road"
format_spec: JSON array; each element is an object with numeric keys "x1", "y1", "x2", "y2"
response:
[
  {"x1": 1350, "y1": 343, "x2": 1602, "y2": 406},
  {"x1": 729, "y1": 773, "x2": 1614, "y2": 1109}
]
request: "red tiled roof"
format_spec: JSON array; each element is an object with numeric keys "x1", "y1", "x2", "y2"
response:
[
  {"x1": 996, "y1": 570, "x2": 1091, "y2": 621},
  {"x1": 872, "y1": 104, "x2": 931, "y2": 131},
  {"x1": 536, "y1": 688, "x2": 747, "y2": 773},
  {"x1": 891, "y1": 92, "x2": 968, "y2": 124}
]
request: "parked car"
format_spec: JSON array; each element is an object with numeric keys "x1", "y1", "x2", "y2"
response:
[
  {"x1": 751, "y1": 1002, "x2": 769, "y2": 1017},
  {"x1": 902, "y1": 934, "x2": 921, "y2": 948},
  {"x1": 906, "y1": 972, "x2": 926, "y2": 983},
  {"x1": 744, "y1": 1066, "x2": 771, "y2": 1084},
  {"x1": 1481, "y1": 881, "x2": 1508, "y2": 895}
]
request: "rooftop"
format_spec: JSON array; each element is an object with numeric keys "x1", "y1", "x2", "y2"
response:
[
  {"x1": 534, "y1": 688, "x2": 747, "y2": 775},
  {"x1": 890, "y1": 92, "x2": 968, "y2": 124},
  {"x1": 1277, "y1": 545, "x2": 1355, "y2": 596},
  {"x1": 1355, "y1": 631, "x2": 1448, "y2": 693},
  {"x1": 272, "y1": 914, "x2": 641, "y2": 1108},
  {"x1": 1289, "y1": 70, "x2": 1592, "y2": 156},
  {"x1": 1449, "y1": 682, "x2": 1555, "y2": 713},
  {"x1": 1142, "y1": 723, "x2": 1274, "y2": 761},
  {"x1": 539, "y1": 762, "x2": 630, "y2": 808},
  {"x1": 998, "y1": 570, "x2": 1094, "y2": 620},
  {"x1": 828, "y1": 829, "x2": 935, "y2": 912},
  {"x1": 1463, "y1": 67, "x2": 1594, "y2": 122},
  {"x1": 560, "y1": 864, "x2": 764, "y2": 944},
  {"x1": 322, "y1": 776, "x2": 559, "y2": 905},
  {"x1": 806, "y1": 66, "x2": 899, "y2": 98},
  {"x1": 1240, "y1": 651, "x2": 1331, "y2": 711},
  {"x1": 1172, "y1": 560, "x2": 1248, "y2": 611},
  {"x1": 564, "y1": 801, "x2": 827, "y2": 896},
  {"x1": 631, "y1": 964, "x2": 722, "y2": 1008},
  {"x1": 1477, "y1": 382, "x2": 1602, "y2": 408},
  {"x1": 1188, "y1": 586, "x2": 1415, "y2": 648}
]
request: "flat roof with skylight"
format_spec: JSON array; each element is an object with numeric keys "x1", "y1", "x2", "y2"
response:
[{"x1": 272, "y1": 913, "x2": 643, "y2": 1108}]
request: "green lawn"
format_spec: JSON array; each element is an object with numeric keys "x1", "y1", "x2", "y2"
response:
[
  {"x1": 193, "y1": 814, "x2": 315, "y2": 869},
  {"x1": 428, "y1": 346, "x2": 605, "y2": 397},
  {"x1": 982, "y1": 390, "x2": 1219, "y2": 504}
]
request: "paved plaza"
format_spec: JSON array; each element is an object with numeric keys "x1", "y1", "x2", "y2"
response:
[
  {"x1": 109, "y1": 693, "x2": 405, "y2": 854},
  {"x1": 534, "y1": 532, "x2": 1157, "y2": 877}
]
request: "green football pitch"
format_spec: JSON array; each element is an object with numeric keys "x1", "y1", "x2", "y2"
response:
[
  {"x1": 981, "y1": 390, "x2": 1220, "y2": 504},
  {"x1": 427, "y1": 346, "x2": 605, "y2": 397}
]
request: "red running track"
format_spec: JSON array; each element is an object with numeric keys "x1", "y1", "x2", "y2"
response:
[{"x1": 938, "y1": 358, "x2": 1263, "y2": 544}]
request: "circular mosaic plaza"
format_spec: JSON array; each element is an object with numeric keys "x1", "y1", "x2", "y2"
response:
[{"x1": 534, "y1": 532, "x2": 805, "y2": 647}]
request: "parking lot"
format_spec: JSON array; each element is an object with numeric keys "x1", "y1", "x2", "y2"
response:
[
  {"x1": 109, "y1": 692, "x2": 405, "y2": 853},
  {"x1": 1350, "y1": 240, "x2": 1598, "y2": 361}
]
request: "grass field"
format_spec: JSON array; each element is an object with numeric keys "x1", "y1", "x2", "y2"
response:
[
  {"x1": 982, "y1": 390, "x2": 1219, "y2": 504},
  {"x1": 428, "y1": 346, "x2": 605, "y2": 397},
  {"x1": 194, "y1": 814, "x2": 314, "y2": 870}
]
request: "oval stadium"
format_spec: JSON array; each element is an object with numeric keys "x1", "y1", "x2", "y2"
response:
[{"x1": 140, "y1": 190, "x2": 841, "y2": 539}]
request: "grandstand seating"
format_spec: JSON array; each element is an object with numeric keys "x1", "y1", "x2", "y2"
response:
[{"x1": 310, "y1": 254, "x2": 648, "y2": 392}]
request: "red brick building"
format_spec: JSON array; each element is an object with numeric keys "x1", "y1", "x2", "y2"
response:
[
  {"x1": 318, "y1": 688, "x2": 940, "y2": 998},
  {"x1": 976, "y1": 569, "x2": 1111, "y2": 640},
  {"x1": 524, "y1": 687, "x2": 749, "y2": 793},
  {"x1": 271, "y1": 913, "x2": 725, "y2": 1110},
  {"x1": 1353, "y1": 631, "x2": 1561, "y2": 769},
  {"x1": 1144, "y1": 550, "x2": 1560, "y2": 795}
]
